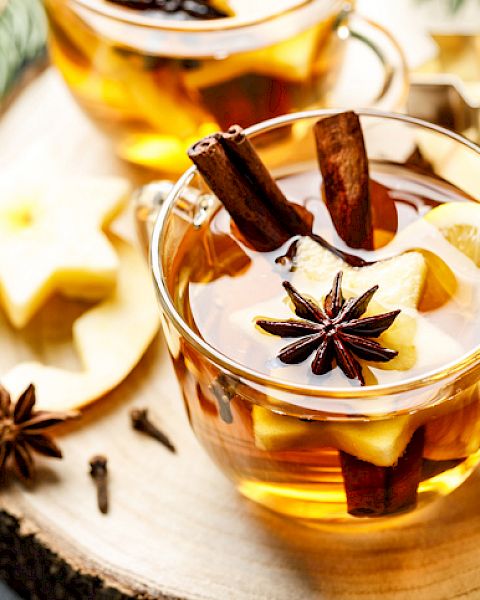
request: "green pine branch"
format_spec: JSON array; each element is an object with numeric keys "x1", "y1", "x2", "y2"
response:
[
  {"x1": 417, "y1": 0, "x2": 479, "y2": 13},
  {"x1": 0, "y1": 0, "x2": 47, "y2": 100}
]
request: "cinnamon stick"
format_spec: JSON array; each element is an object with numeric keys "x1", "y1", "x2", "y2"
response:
[
  {"x1": 188, "y1": 129, "x2": 310, "y2": 252},
  {"x1": 221, "y1": 126, "x2": 311, "y2": 237},
  {"x1": 188, "y1": 121, "x2": 370, "y2": 266},
  {"x1": 340, "y1": 427, "x2": 425, "y2": 517},
  {"x1": 314, "y1": 111, "x2": 373, "y2": 249}
]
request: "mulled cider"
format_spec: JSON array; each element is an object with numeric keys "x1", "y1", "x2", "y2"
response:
[
  {"x1": 153, "y1": 110, "x2": 480, "y2": 523},
  {"x1": 45, "y1": 0, "x2": 406, "y2": 173}
]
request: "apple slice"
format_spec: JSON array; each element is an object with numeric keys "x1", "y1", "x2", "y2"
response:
[
  {"x1": 183, "y1": 26, "x2": 323, "y2": 91},
  {"x1": 1, "y1": 236, "x2": 160, "y2": 411},
  {"x1": 253, "y1": 405, "x2": 418, "y2": 467},
  {"x1": 0, "y1": 177, "x2": 130, "y2": 328},
  {"x1": 253, "y1": 405, "x2": 425, "y2": 515},
  {"x1": 294, "y1": 236, "x2": 427, "y2": 310}
]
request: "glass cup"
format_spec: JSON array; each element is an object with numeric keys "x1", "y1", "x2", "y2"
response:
[
  {"x1": 44, "y1": 0, "x2": 407, "y2": 174},
  {"x1": 147, "y1": 109, "x2": 480, "y2": 526}
]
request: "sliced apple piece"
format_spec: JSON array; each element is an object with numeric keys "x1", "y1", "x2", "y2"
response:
[
  {"x1": 328, "y1": 419, "x2": 418, "y2": 468},
  {"x1": 0, "y1": 177, "x2": 130, "y2": 328},
  {"x1": 294, "y1": 236, "x2": 427, "y2": 310},
  {"x1": 183, "y1": 25, "x2": 323, "y2": 90},
  {"x1": 253, "y1": 405, "x2": 418, "y2": 467},
  {"x1": 1, "y1": 236, "x2": 160, "y2": 411},
  {"x1": 340, "y1": 427, "x2": 425, "y2": 516},
  {"x1": 253, "y1": 406, "x2": 322, "y2": 452}
]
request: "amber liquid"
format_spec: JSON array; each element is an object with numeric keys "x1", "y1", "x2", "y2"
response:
[
  {"x1": 165, "y1": 164, "x2": 480, "y2": 523},
  {"x1": 45, "y1": 0, "x2": 342, "y2": 173}
]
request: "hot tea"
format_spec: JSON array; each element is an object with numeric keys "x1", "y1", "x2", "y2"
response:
[
  {"x1": 45, "y1": 0, "x2": 405, "y2": 173},
  {"x1": 161, "y1": 112, "x2": 480, "y2": 521}
]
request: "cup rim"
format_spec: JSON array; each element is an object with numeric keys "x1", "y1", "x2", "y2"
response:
[
  {"x1": 69, "y1": 0, "x2": 340, "y2": 32},
  {"x1": 151, "y1": 108, "x2": 480, "y2": 400}
]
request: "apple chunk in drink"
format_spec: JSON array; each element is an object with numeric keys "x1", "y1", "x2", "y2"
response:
[{"x1": 159, "y1": 111, "x2": 480, "y2": 521}]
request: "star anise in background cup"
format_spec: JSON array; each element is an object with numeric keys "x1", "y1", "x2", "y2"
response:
[
  {"x1": 106, "y1": 0, "x2": 229, "y2": 18},
  {"x1": 256, "y1": 271, "x2": 400, "y2": 385},
  {"x1": 0, "y1": 384, "x2": 77, "y2": 482}
]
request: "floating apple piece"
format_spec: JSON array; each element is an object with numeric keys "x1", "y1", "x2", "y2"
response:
[
  {"x1": 340, "y1": 427, "x2": 425, "y2": 516},
  {"x1": 253, "y1": 405, "x2": 419, "y2": 467},
  {"x1": 294, "y1": 236, "x2": 427, "y2": 311}
]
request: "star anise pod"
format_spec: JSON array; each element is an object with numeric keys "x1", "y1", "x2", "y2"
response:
[
  {"x1": 256, "y1": 272, "x2": 401, "y2": 385},
  {"x1": 0, "y1": 384, "x2": 76, "y2": 482}
]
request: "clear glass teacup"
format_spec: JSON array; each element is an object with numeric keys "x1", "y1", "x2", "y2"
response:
[
  {"x1": 148, "y1": 109, "x2": 480, "y2": 525},
  {"x1": 45, "y1": 0, "x2": 407, "y2": 174}
]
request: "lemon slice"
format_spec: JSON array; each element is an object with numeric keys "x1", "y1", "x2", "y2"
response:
[{"x1": 424, "y1": 202, "x2": 480, "y2": 267}]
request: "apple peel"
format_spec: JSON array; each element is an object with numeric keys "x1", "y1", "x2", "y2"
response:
[{"x1": 1, "y1": 236, "x2": 160, "y2": 411}]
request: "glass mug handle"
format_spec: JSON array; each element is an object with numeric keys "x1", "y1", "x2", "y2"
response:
[
  {"x1": 331, "y1": 8, "x2": 409, "y2": 112},
  {"x1": 134, "y1": 176, "x2": 214, "y2": 255}
]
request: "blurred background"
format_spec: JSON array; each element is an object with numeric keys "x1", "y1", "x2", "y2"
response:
[
  {"x1": 2, "y1": 0, "x2": 479, "y2": 107},
  {"x1": 1, "y1": 0, "x2": 479, "y2": 131}
]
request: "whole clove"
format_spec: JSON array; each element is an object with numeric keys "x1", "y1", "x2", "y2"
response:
[
  {"x1": 89, "y1": 455, "x2": 109, "y2": 515},
  {"x1": 130, "y1": 408, "x2": 176, "y2": 453}
]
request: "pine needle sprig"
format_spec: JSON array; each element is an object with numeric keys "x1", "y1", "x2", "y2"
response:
[
  {"x1": 417, "y1": 0, "x2": 478, "y2": 13},
  {"x1": 0, "y1": 0, "x2": 47, "y2": 101}
]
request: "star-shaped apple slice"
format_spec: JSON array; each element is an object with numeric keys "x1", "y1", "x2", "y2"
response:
[
  {"x1": 1, "y1": 236, "x2": 160, "y2": 411},
  {"x1": 0, "y1": 177, "x2": 129, "y2": 328}
]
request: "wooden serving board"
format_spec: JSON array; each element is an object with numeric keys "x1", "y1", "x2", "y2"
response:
[{"x1": 2, "y1": 70, "x2": 480, "y2": 600}]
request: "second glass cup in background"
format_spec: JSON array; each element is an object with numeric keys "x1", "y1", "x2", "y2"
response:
[{"x1": 44, "y1": 0, "x2": 407, "y2": 174}]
